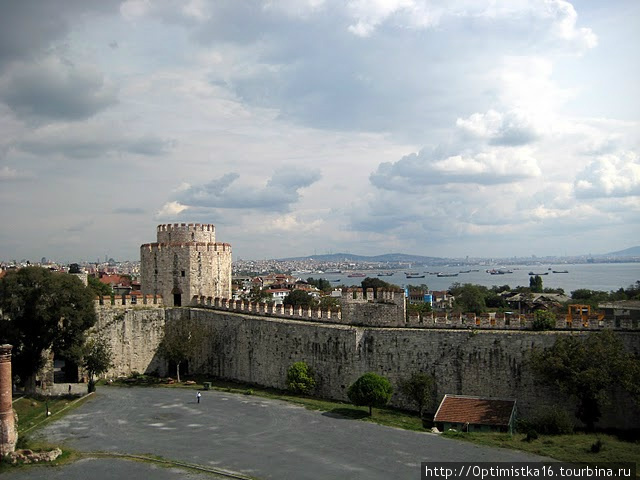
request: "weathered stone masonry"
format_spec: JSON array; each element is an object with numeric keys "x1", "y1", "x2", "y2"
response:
[
  {"x1": 140, "y1": 224, "x2": 232, "y2": 307},
  {"x1": 94, "y1": 301, "x2": 640, "y2": 429},
  {"x1": 163, "y1": 308, "x2": 639, "y2": 429}
]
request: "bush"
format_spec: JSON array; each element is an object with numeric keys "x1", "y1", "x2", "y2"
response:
[
  {"x1": 530, "y1": 406, "x2": 575, "y2": 435},
  {"x1": 590, "y1": 439, "x2": 604, "y2": 453},
  {"x1": 524, "y1": 429, "x2": 539, "y2": 442},
  {"x1": 398, "y1": 372, "x2": 435, "y2": 417},
  {"x1": 347, "y1": 372, "x2": 393, "y2": 416},
  {"x1": 532, "y1": 310, "x2": 556, "y2": 331},
  {"x1": 286, "y1": 361, "x2": 316, "y2": 395}
]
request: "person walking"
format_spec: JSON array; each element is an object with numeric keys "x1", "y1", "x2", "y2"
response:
[{"x1": 196, "y1": 391, "x2": 201, "y2": 404}]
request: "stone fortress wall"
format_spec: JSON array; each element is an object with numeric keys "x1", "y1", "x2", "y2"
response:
[
  {"x1": 140, "y1": 223, "x2": 232, "y2": 307},
  {"x1": 176, "y1": 307, "x2": 640, "y2": 429},
  {"x1": 90, "y1": 223, "x2": 640, "y2": 429},
  {"x1": 191, "y1": 288, "x2": 637, "y2": 331},
  {"x1": 91, "y1": 288, "x2": 640, "y2": 429}
]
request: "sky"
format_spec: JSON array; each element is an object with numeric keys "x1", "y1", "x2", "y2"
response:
[{"x1": 0, "y1": 0, "x2": 638, "y2": 262}]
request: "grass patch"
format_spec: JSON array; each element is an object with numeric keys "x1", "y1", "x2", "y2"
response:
[
  {"x1": 0, "y1": 394, "x2": 92, "y2": 473},
  {"x1": 442, "y1": 431, "x2": 640, "y2": 473},
  {"x1": 13, "y1": 394, "x2": 92, "y2": 435}
]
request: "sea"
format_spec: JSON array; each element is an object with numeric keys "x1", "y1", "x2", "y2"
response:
[{"x1": 314, "y1": 263, "x2": 640, "y2": 294}]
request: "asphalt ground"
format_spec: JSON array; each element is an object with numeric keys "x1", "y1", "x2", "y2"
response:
[{"x1": 5, "y1": 386, "x2": 547, "y2": 479}]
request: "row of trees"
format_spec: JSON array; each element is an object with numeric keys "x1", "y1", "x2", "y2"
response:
[{"x1": 448, "y1": 280, "x2": 640, "y2": 315}]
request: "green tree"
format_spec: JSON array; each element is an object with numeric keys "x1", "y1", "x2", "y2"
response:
[
  {"x1": 244, "y1": 286, "x2": 271, "y2": 304},
  {"x1": 361, "y1": 277, "x2": 398, "y2": 291},
  {"x1": 450, "y1": 283, "x2": 487, "y2": 314},
  {"x1": 398, "y1": 372, "x2": 436, "y2": 417},
  {"x1": 84, "y1": 336, "x2": 114, "y2": 393},
  {"x1": 306, "y1": 277, "x2": 332, "y2": 293},
  {"x1": 529, "y1": 275, "x2": 543, "y2": 293},
  {"x1": 570, "y1": 289, "x2": 609, "y2": 311},
  {"x1": 530, "y1": 330, "x2": 640, "y2": 430},
  {"x1": 157, "y1": 318, "x2": 206, "y2": 382},
  {"x1": 286, "y1": 361, "x2": 316, "y2": 395},
  {"x1": 318, "y1": 295, "x2": 339, "y2": 309},
  {"x1": 347, "y1": 372, "x2": 393, "y2": 416},
  {"x1": 532, "y1": 309, "x2": 556, "y2": 331},
  {"x1": 284, "y1": 289, "x2": 315, "y2": 307},
  {"x1": 0, "y1": 267, "x2": 96, "y2": 391},
  {"x1": 88, "y1": 275, "x2": 113, "y2": 297}
]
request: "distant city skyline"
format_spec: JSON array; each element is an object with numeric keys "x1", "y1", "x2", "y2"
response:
[{"x1": 0, "y1": 2, "x2": 638, "y2": 262}]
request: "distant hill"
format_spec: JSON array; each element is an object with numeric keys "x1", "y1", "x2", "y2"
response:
[
  {"x1": 605, "y1": 246, "x2": 640, "y2": 257},
  {"x1": 278, "y1": 253, "x2": 446, "y2": 264}
]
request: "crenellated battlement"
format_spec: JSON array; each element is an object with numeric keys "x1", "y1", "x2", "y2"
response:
[
  {"x1": 156, "y1": 223, "x2": 216, "y2": 244},
  {"x1": 188, "y1": 295, "x2": 639, "y2": 331},
  {"x1": 191, "y1": 295, "x2": 342, "y2": 324},
  {"x1": 141, "y1": 242, "x2": 232, "y2": 252},
  {"x1": 404, "y1": 310, "x2": 637, "y2": 330},
  {"x1": 94, "y1": 294, "x2": 163, "y2": 309},
  {"x1": 341, "y1": 288, "x2": 404, "y2": 304}
]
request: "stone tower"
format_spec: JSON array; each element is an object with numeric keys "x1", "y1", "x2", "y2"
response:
[{"x1": 140, "y1": 224, "x2": 232, "y2": 307}]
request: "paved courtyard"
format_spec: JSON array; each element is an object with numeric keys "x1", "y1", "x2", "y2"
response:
[{"x1": 6, "y1": 386, "x2": 546, "y2": 479}]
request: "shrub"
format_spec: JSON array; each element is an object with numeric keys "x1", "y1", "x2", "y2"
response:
[
  {"x1": 532, "y1": 310, "x2": 556, "y2": 331},
  {"x1": 286, "y1": 361, "x2": 316, "y2": 395},
  {"x1": 590, "y1": 439, "x2": 604, "y2": 453},
  {"x1": 531, "y1": 406, "x2": 575, "y2": 435},
  {"x1": 398, "y1": 372, "x2": 435, "y2": 417},
  {"x1": 347, "y1": 372, "x2": 393, "y2": 416},
  {"x1": 524, "y1": 429, "x2": 539, "y2": 442}
]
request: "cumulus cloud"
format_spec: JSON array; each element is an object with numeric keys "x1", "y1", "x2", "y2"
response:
[
  {"x1": 574, "y1": 151, "x2": 640, "y2": 198},
  {"x1": 0, "y1": 56, "x2": 117, "y2": 121},
  {"x1": 370, "y1": 146, "x2": 541, "y2": 191},
  {"x1": 171, "y1": 167, "x2": 321, "y2": 213},
  {"x1": 456, "y1": 109, "x2": 542, "y2": 146},
  {"x1": 544, "y1": 0, "x2": 598, "y2": 51},
  {"x1": 343, "y1": 0, "x2": 596, "y2": 52},
  {"x1": 156, "y1": 201, "x2": 188, "y2": 219}
]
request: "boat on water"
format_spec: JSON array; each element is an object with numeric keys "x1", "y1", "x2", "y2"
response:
[
  {"x1": 437, "y1": 272, "x2": 458, "y2": 277},
  {"x1": 331, "y1": 279, "x2": 342, "y2": 282},
  {"x1": 377, "y1": 272, "x2": 394, "y2": 276},
  {"x1": 486, "y1": 269, "x2": 513, "y2": 275},
  {"x1": 406, "y1": 274, "x2": 426, "y2": 278},
  {"x1": 552, "y1": 270, "x2": 569, "y2": 274},
  {"x1": 528, "y1": 271, "x2": 549, "y2": 275},
  {"x1": 347, "y1": 273, "x2": 366, "y2": 277}
]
